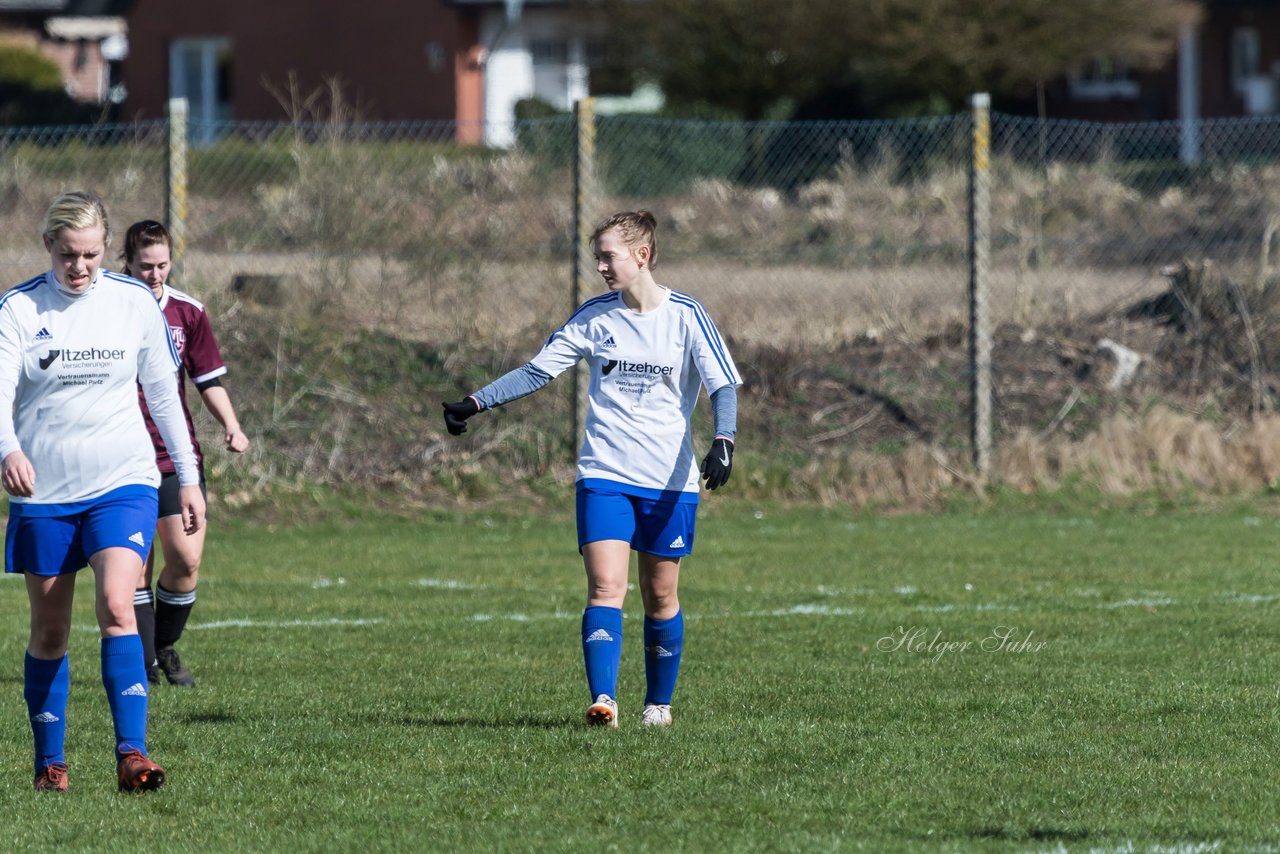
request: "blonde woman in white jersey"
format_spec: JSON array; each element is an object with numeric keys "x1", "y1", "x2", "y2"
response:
[
  {"x1": 0, "y1": 191, "x2": 205, "y2": 792},
  {"x1": 444, "y1": 211, "x2": 740, "y2": 729}
]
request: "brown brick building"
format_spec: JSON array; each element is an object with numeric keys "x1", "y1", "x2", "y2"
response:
[{"x1": 120, "y1": 0, "x2": 491, "y2": 141}]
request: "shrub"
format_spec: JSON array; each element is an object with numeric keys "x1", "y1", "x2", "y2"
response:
[{"x1": 0, "y1": 43, "x2": 98, "y2": 126}]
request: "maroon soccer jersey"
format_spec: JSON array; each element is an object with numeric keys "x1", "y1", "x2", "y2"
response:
[{"x1": 137, "y1": 285, "x2": 228, "y2": 475}]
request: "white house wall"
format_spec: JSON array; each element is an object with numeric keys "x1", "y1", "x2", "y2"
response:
[{"x1": 479, "y1": 5, "x2": 591, "y2": 147}]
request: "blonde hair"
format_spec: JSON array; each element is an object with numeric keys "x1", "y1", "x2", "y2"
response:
[
  {"x1": 41, "y1": 190, "x2": 111, "y2": 246},
  {"x1": 592, "y1": 210, "x2": 658, "y2": 268}
]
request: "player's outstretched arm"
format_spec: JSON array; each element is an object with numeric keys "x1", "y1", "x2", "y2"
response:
[
  {"x1": 443, "y1": 363, "x2": 555, "y2": 436},
  {"x1": 442, "y1": 397, "x2": 480, "y2": 435}
]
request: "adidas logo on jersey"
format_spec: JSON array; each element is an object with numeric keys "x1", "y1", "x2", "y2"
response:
[
  {"x1": 121, "y1": 683, "x2": 148, "y2": 697},
  {"x1": 129, "y1": 531, "x2": 145, "y2": 547},
  {"x1": 585, "y1": 628, "x2": 614, "y2": 643},
  {"x1": 650, "y1": 645, "x2": 674, "y2": 658},
  {"x1": 33, "y1": 327, "x2": 52, "y2": 341},
  {"x1": 600, "y1": 335, "x2": 616, "y2": 349},
  {"x1": 669, "y1": 535, "x2": 685, "y2": 549},
  {"x1": 31, "y1": 711, "x2": 60, "y2": 724}
]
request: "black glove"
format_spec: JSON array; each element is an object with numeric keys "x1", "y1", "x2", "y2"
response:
[
  {"x1": 700, "y1": 437, "x2": 734, "y2": 491},
  {"x1": 442, "y1": 398, "x2": 480, "y2": 436}
]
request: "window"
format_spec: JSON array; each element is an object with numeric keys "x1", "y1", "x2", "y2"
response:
[
  {"x1": 170, "y1": 38, "x2": 232, "y2": 145},
  {"x1": 1068, "y1": 57, "x2": 1139, "y2": 100},
  {"x1": 1232, "y1": 27, "x2": 1262, "y2": 95},
  {"x1": 529, "y1": 40, "x2": 568, "y2": 65},
  {"x1": 530, "y1": 39, "x2": 570, "y2": 109}
]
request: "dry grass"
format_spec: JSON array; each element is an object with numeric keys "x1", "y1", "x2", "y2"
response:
[
  {"x1": 730, "y1": 407, "x2": 1280, "y2": 510},
  {"x1": 170, "y1": 250, "x2": 1172, "y2": 356},
  {"x1": 999, "y1": 406, "x2": 1280, "y2": 496}
]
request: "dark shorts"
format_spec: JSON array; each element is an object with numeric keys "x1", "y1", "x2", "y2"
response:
[
  {"x1": 5, "y1": 485, "x2": 159, "y2": 576},
  {"x1": 576, "y1": 481, "x2": 697, "y2": 558},
  {"x1": 158, "y1": 471, "x2": 207, "y2": 519}
]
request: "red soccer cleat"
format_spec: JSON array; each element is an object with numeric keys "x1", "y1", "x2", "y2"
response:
[
  {"x1": 117, "y1": 750, "x2": 165, "y2": 792},
  {"x1": 34, "y1": 761, "x2": 68, "y2": 792}
]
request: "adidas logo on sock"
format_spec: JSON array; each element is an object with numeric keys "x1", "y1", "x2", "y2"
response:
[
  {"x1": 121, "y1": 683, "x2": 148, "y2": 697},
  {"x1": 33, "y1": 327, "x2": 52, "y2": 341},
  {"x1": 585, "y1": 628, "x2": 614, "y2": 643},
  {"x1": 668, "y1": 535, "x2": 685, "y2": 549},
  {"x1": 128, "y1": 531, "x2": 145, "y2": 547},
  {"x1": 650, "y1": 645, "x2": 674, "y2": 658},
  {"x1": 31, "y1": 711, "x2": 60, "y2": 723}
]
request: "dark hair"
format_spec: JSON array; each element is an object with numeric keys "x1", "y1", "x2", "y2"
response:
[
  {"x1": 119, "y1": 219, "x2": 172, "y2": 274},
  {"x1": 592, "y1": 210, "x2": 658, "y2": 268}
]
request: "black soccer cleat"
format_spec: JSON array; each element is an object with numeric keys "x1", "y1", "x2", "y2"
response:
[{"x1": 156, "y1": 647, "x2": 196, "y2": 688}]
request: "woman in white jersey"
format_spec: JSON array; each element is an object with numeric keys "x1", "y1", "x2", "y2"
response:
[
  {"x1": 121, "y1": 220, "x2": 250, "y2": 689},
  {"x1": 443, "y1": 211, "x2": 740, "y2": 729},
  {"x1": 0, "y1": 191, "x2": 205, "y2": 793}
]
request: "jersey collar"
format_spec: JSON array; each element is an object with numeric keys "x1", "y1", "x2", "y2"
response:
[{"x1": 48, "y1": 268, "x2": 102, "y2": 299}]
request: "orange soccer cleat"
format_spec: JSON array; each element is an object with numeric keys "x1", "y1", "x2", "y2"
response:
[
  {"x1": 117, "y1": 750, "x2": 165, "y2": 793},
  {"x1": 33, "y1": 761, "x2": 68, "y2": 792}
]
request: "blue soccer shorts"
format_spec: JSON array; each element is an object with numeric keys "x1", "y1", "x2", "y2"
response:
[
  {"x1": 5, "y1": 484, "x2": 159, "y2": 576},
  {"x1": 576, "y1": 480, "x2": 698, "y2": 558}
]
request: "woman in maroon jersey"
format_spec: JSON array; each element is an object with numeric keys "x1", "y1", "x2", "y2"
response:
[{"x1": 120, "y1": 220, "x2": 250, "y2": 688}]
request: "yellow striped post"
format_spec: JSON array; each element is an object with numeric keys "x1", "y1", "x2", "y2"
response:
[
  {"x1": 968, "y1": 92, "x2": 992, "y2": 478},
  {"x1": 165, "y1": 97, "x2": 189, "y2": 280},
  {"x1": 571, "y1": 98, "x2": 597, "y2": 457}
]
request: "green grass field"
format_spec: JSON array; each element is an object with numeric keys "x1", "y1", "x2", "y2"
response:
[{"x1": 2, "y1": 500, "x2": 1280, "y2": 852}]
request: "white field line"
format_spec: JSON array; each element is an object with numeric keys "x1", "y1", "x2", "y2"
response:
[
  {"x1": 415, "y1": 578, "x2": 480, "y2": 590},
  {"x1": 63, "y1": 588, "x2": 1280, "y2": 634},
  {"x1": 72, "y1": 617, "x2": 384, "y2": 634},
  {"x1": 1099, "y1": 596, "x2": 1176, "y2": 609},
  {"x1": 191, "y1": 618, "x2": 385, "y2": 630},
  {"x1": 1021, "y1": 840, "x2": 1280, "y2": 854}
]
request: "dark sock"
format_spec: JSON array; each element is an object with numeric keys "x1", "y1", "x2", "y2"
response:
[
  {"x1": 134, "y1": 587, "x2": 156, "y2": 670},
  {"x1": 155, "y1": 584, "x2": 196, "y2": 649}
]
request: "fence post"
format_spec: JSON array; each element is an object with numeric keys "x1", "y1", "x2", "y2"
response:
[
  {"x1": 968, "y1": 92, "x2": 993, "y2": 478},
  {"x1": 571, "y1": 98, "x2": 597, "y2": 461},
  {"x1": 1178, "y1": 21, "x2": 1201, "y2": 166},
  {"x1": 165, "y1": 97, "x2": 189, "y2": 279}
]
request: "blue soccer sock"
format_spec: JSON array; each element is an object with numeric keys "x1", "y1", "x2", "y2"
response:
[
  {"x1": 581, "y1": 606, "x2": 623, "y2": 701},
  {"x1": 101, "y1": 634, "x2": 149, "y2": 757},
  {"x1": 24, "y1": 652, "x2": 69, "y2": 774},
  {"x1": 644, "y1": 610, "x2": 684, "y2": 706}
]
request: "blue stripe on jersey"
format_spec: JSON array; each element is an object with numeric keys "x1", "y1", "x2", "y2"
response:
[
  {"x1": 0, "y1": 273, "x2": 47, "y2": 309},
  {"x1": 105, "y1": 271, "x2": 181, "y2": 366},
  {"x1": 669, "y1": 292, "x2": 740, "y2": 385},
  {"x1": 543, "y1": 291, "x2": 622, "y2": 348}
]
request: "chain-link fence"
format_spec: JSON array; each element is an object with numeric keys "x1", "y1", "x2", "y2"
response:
[{"x1": 4, "y1": 104, "x2": 1280, "y2": 501}]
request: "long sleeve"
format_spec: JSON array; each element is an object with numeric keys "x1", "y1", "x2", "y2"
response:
[
  {"x1": 140, "y1": 372, "x2": 199, "y2": 486},
  {"x1": 711, "y1": 384, "x2": 738, "y2": 442},
  {"x1": 0, "y1": 308, "x2": 23, "y2": 460},
  {"x1": 472, "y1": 363, "x2": 553, "y2": 410}
]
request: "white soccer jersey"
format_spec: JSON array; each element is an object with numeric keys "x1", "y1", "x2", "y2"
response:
[
  {"x1": 530, "y1": 287, "x2": 741, "y2": 497},
  {"x1": 0, "y1": 270, "x2": 194, "y2": 506}
]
